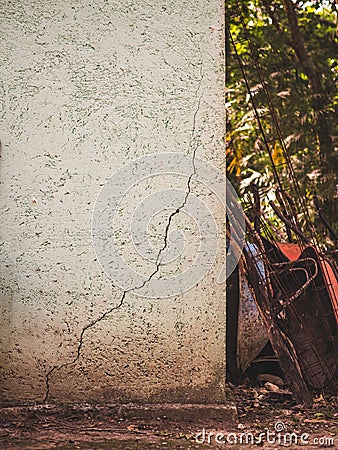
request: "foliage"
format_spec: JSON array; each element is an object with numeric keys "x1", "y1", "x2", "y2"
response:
[{"x1": 226, "y1": 0, "x2": 337, "y2": 246}]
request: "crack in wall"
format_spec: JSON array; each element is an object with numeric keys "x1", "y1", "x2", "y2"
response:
[{"x1": 43, "y1": 66, "x2": 204, "y2": 404}]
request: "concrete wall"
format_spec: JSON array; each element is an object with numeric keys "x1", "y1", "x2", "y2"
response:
[{"x1": 0, "y1": 0, "x2": 226, "y2": 405}]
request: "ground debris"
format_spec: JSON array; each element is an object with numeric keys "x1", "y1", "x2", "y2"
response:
[{"x1": 0, "y1": 389, "x2": 337, "y2": 449}]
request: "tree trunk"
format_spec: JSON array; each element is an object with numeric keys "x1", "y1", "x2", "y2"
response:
[
  {"x1": 282, "y1": 0, "x2": 337, "y2": 230},
  {"x1": 282, "y1": 0, "x2": 334, "y2": 158}
]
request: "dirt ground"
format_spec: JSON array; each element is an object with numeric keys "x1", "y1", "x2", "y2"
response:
[{"x1": 0, "y1": 387, "x2": 337, "y2": 449}]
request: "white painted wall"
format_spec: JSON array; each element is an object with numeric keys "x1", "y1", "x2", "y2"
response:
[{"x1": 0, "y1": 0, "x2": 225, "y2": 405}]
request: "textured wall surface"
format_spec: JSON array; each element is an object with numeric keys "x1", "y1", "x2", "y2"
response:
[{"x1": 0, "y1": 0, "x2": 225, "y2": 405}]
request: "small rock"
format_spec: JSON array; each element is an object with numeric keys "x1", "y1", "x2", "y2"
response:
[
  {"x1": 264, "y1": 382, "x2": 281, "y2": 393},
  {"x1": 257, "y1": 374, "x2": 284, "y2": 388}
]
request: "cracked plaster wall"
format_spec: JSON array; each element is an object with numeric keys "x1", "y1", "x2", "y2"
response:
[{"x1": 0, "y1": 0, "x2": 226, "y2": 405}]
